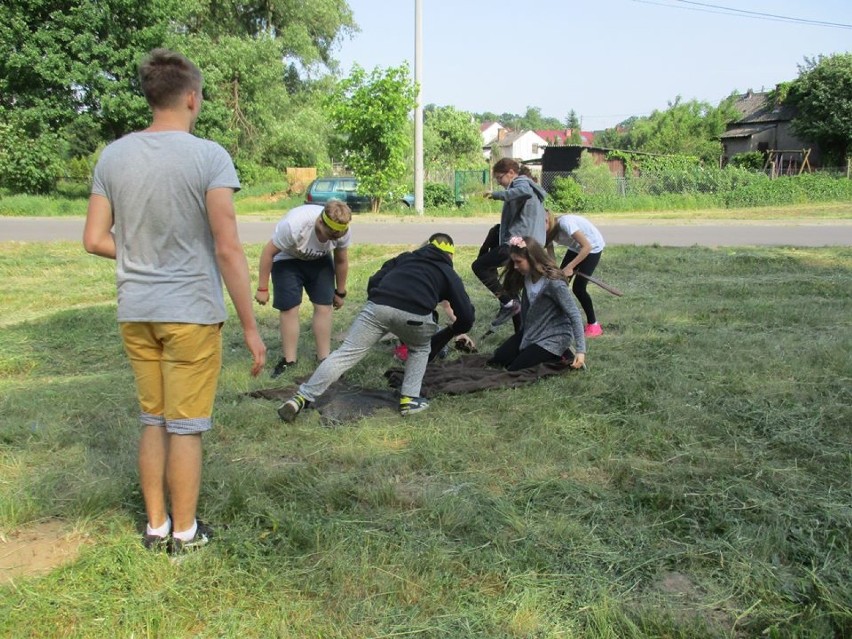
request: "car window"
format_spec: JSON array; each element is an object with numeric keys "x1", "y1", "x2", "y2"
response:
[
  {"x1": 337, "y1": 179, "x2": 357, "y2": 193},
  {"x1": 313, "y1": 180, "x2": 335, "y2": 191}
]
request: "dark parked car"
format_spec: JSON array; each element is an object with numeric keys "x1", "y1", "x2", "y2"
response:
[{"x1": 305, "y1": 177, "x2": 414, "y2": 212}]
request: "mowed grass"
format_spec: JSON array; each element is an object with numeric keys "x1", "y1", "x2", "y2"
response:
[{"x1": 0, "y1": 241, "x2": 850, "y2": 638}]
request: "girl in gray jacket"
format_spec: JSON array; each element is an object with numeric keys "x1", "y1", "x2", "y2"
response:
[{"x1": 487, "y1": 236, "x2": 586, "y2": 371}]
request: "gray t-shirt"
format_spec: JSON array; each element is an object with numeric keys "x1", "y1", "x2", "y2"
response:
[{"x1": 91, "y1": 131, "x2": 240, "y2": 324}]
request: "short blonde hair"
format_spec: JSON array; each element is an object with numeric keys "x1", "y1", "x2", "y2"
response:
[{"x1": 323, "y1": 200, "x2": 352, "y2": 225}]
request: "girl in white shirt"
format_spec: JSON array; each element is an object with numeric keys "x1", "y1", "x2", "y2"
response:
[{"x1": 545, "y1": 211, "x2": 606, "y2": 338}]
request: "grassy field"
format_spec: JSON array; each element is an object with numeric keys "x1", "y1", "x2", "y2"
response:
[{"x1": 0, "y1": 241, "x2": 850, "y2": 638}]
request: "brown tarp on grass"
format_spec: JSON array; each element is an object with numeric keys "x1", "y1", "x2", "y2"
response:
[{"x1": 247, "y1": 354, "x2": 579, "y2": 426}]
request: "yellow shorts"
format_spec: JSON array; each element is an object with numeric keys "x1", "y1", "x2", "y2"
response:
[{"x1": 120, "y1": 322, "x2": 222, "y2": 434}]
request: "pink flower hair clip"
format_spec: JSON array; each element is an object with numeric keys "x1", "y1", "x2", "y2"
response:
[{"x1": 508, "y1": 236, "x2": 527, "y2": 249}]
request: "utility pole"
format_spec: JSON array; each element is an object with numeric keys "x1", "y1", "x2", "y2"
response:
[{"x1": 414, "y1": 0, "x2": 424, "y2": 214}]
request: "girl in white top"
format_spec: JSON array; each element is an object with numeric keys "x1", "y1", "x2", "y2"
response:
[{"x1": 545, "y1": 211, "x2": 606, "y2": 338}]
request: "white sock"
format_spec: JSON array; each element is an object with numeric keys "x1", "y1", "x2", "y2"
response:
[
  {"x1": 502, "y1": 299, "x2": 514, "y2": 308},
  {"x1": 146, "y1": 515, "x2": 171, "y2": 538},
  {"x1": 172, "y1": 519, "x2": 198, "y2": 542}
]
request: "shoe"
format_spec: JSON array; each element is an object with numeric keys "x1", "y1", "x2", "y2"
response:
[
  {"x1": 393, "y1": 344, "x2": 409, "y2": 362},
  {"x1": 278, "y1": 392, "x2": 310, "y2": 422},
  {"x1": 399, "y1": 395, "x2": 429, "y2": 416},
  {"x1": 490, "y1": 299, "x2": 521, "y2": 328},
  {"x1": 584, "y1": 323, "x2": 603, "y2": 338},
  {"x1": 142, "y1": 533, "x2": 168, "y2": 551},
  {"x1": 169, "y1": 520, "x2": 213, "y2": 555},
  {"x1": 270, "y1": 357, "x2": 296, "y2": 379}
]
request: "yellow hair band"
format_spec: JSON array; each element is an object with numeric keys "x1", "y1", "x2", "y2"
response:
[
  {"x1": 431, "y1": 240, "x2": 455, "y2": 255},
  {"x1": 322, "y1": 210, "x2": 349, "y2": 233}
]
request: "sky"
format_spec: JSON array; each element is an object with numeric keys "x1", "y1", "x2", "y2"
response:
[{"x1": 330, "y1": 0, "x2": 852, "y2": 131}]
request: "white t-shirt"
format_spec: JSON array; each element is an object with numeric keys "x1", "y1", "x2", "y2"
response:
[
  {"x1": 525, "y1": 275, "x2": 545, "y2": 306},
  {"x1": 553, "y1": 215, "x2": 606, "y2": 254},
  {"x1": 271, "y1": 204, "x2": 351, "y2": 262}
]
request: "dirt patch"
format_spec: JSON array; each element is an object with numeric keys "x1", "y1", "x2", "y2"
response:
[{"x1": 1, "y1": 519, "x2": 90, "y2": 584}]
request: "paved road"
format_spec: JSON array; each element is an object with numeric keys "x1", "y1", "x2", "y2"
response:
[{"x1": 2, "y1": 216, "x2": 852, "y2": 247}]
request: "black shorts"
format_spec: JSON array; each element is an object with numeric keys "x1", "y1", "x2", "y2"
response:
[{"x1": 271, "y1": 256, "x2": 334, "y2": 311}]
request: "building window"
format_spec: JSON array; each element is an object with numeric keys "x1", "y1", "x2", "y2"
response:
[{"x1": 532, "y1": 144, "x2": 539, "y2": 154}]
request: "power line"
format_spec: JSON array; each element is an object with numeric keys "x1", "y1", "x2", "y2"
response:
[{"x1": 630, "y1": 0, "x2": 852, "y2": 29}]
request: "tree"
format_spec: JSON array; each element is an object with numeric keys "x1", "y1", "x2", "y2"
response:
[
  {"x1": 788, "y1": 53, "x2": 852, "y2": 166},
  {"x1": 565, "y1": 109, "x2": 582, "y2": 144},
  {"x1": 0, "y1": 0, "x2": 356, "y2": 192},
  {"x1": 326, "y1": 64, "x2": 416, "y2": 211},
  {"x1": 423, "y1": 105, "x2": 483, "y2": 171},
  {"x1": 186, "y1": 0, "x2": 356, "y2": 69},
  {"x1": 594, "y1": 97, "x2": 739, "y2": 163}
]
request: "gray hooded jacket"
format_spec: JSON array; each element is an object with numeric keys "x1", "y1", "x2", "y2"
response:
[{"x1": 490, "y1": 175, "x2": 547, "y2": 245}]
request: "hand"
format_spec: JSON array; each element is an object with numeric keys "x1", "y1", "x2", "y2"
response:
[
  {"x1": 562, "y1": 266, "x2": 575, "y2": 278},
  {"x1": 482, "y1": 191, "x2": 492, "y2": 199},
  {"x1": 570, "y1": 352, "x2": 585, "y2": 369},
  {"x1": 333, "y1": 293, "x2": 345, "y2": 310},
  {"x1": 245, "y1": 329, "x2": 267, "y2": 377},
  {"x1": 255, "y1": 289, "x2": 270, "y2": 305}
]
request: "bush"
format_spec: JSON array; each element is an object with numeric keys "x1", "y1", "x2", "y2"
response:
[
  {"x1": 235, "y1": 160, "x2": 285, "y2": 187},
  {"x1": 549, "y1": 175, "x2": 587, "y2": 211},
  {"x1": 729, "y1": 152, "x2": 765, "y2": 171},
  {"x1": 423, "y1": 182, "x2": 455, "y2": 208},
  {"x1": 0, "y1": 122, "x2": 66, "y2": 194}
]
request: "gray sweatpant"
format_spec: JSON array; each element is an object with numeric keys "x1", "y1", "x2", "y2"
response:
[{"x1": 298, "y1": 301, "x2": 437, "y2": 402}]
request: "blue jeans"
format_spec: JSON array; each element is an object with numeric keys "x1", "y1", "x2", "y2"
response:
[{"x1": 298, "y1": 302, "x2": 437, "y2": 402}]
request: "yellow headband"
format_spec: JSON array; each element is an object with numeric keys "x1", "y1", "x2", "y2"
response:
[
  {"x1": 322, "y1": 210, "x2": 349, "y2": 233},
  {"x1": 430, "y1": 239, "x2": 455, "y2": 255}
]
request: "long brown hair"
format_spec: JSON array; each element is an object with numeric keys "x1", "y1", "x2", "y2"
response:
[{"x1": 501, "y1": 236, "x2": 566, "y2": 297}]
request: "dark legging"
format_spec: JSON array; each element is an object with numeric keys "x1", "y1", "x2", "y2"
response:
[
  {"x1": 560, "y1": 250, "x2": 602, "y2": 325},
  {"x1": 472, "y1": 224, "x2": 510, "y2": 302},
  {"x1": 487, "y1": 331, "x2": 560, "y2": 371}
]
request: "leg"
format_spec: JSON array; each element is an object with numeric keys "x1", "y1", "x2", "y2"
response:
[
  {"x1": 272, "y1": 260, "x2": 307, "y2": 363},
  {"x1": 487, "y1": 331, "x2": 523, "y2": 368},
  {"x1": 311, "y1": 304, "x2": 333, "y2": 360},
  {"x1": 298, "y1": 302, "x2": 387, "y2": 403},
  {"x1": 121, "y1": 323, "x2": 171, "y2": 533},
  {"x1": 138, "y1": 425, "x2": 169, "y2": 529},
  {"x1": 506, "y1": 343, "x2": 561, "y2": 371},
  {"x1": 477, "y1": 223, "x2": 501, "y2": 258},
  {"x1": 160, "y1": 323, "x2": 222, "y2": 535},
  {"x1": 166, "y1": 433, "x2": 203, "y2": 534},
  {"x1": 303, "y1": 255, "x2": 336, "y2": 360},
  {"x1": 472, "y1": 244, "x2": 512, "y2": 303},
  {"x1": 279, "y1": 306, "x2": 301, "y2": 362},
  {"x1": 573, "y1": 252, "x2": 602, "y2": 325},
  {"x1": 391, "y1": 309, "x2": 439, "y2": 399}
]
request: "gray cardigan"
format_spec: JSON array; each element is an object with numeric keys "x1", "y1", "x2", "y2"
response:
[{"x1": 520, "y1": 276, "x2": 586, "y2": 356}]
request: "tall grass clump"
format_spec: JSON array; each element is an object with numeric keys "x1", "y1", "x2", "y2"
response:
[{"x1": 1, "y1": 240, "x2": 850, "y2": 637}]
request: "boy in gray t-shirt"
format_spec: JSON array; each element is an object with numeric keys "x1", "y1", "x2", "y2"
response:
[{"x1": 84, "y1": 48, "x2": 266, "y2": 553}]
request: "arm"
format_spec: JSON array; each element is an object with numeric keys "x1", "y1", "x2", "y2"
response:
[
  {"x1": 562, "y1": 230, "x2": 592, "y2": 276},
  {"x1": 332, "y1": 246, "x2": 349, "y2": 310},
  {"x1": 254, "y1": 240, "x2": 280, "y2": 306},
  {"x1": 83, "y1": 194, "x2": 116, "y2": 259},
  {"x1": 444, "y1": 276, "x2": 475, "y2": 335},
  {"x1": 489, "y1": 180, "x2": 532, "y2": 203},
  {"x1": 206, "y1": 187, "x2": 267, "y2": 376}
]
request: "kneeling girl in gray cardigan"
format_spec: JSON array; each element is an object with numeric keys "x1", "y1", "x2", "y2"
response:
[{"x1": 487, "y1": 236, "x2": 586, "y2": 371}]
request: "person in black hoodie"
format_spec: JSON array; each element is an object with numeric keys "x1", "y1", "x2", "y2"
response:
[{"x1": 278, "y1": 233, "x2": 475, "y2": 421}]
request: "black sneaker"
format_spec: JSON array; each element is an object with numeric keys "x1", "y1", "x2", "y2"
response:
[
  {"x1": 270, "y1": 357, "x2": 296, "y2": 379},
  {"x1": 278, "y1": 393, "x2": 310, "y2": 422},
  {"x1": 399, "y1": 395, "x2": 429, "y2": 416},
  {"x1": 169, "y1": 520, "x2": 213, "y2": 555},
  {"x1": 490, "y1": 299, "x2": 521, "y2": 328},
  {"x1": 142, "y1": 533, "x2": 169, "y2": 551}
]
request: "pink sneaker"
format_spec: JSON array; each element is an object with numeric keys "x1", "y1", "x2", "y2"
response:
[
  {"x1": 584, "y1": 323, "x2": 603, "y2": 338},
  {"x1": 393, "y1": 344, "x2": 409, "y2": 362}
]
